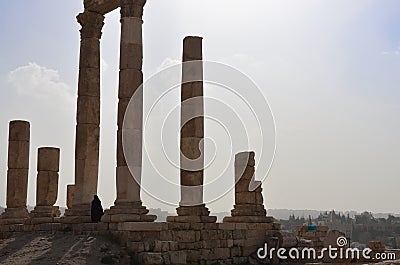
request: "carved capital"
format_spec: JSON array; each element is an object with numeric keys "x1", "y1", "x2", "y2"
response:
[
  {"x1": 120, "y1": 0, "x2": 146, "y2": 18},
  {"x1": 77, "y1": 11, "x2": 105, "y2": 39}
]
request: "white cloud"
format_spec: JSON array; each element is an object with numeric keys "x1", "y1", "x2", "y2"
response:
[
  {"x1": 8, "y1": 62, "x2": 74, "y2": 109},
  {"x1": 157, "y1": 57, "x2": 180, "y2": 72}
]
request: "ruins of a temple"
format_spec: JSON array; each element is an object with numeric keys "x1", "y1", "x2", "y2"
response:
[{"x1": 0, "y1": 1, "x2": 286, "y2": 264}]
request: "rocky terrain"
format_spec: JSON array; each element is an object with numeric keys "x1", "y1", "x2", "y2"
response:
[{"x1": 0, "y1": 232, "x2": 133, "y2": 265}]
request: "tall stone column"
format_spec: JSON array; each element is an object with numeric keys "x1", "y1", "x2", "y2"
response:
[
  {"x1": 28, "y1": 147, "x2": 61, "y2": 224},
  {"x1": 0, "y1": 120, "x2": 30, "y2": 224},
  {"x1": 63, "y1": 11, "x2": 104, "y2": 223},
  {"x1": 223, "y1": 152, "x2": 273, "y2": 223},
  {"x1": 102, "y1": 0, "x2": 156, "y2": 223},
  {"x1": 167, "y1": 37, "x2": 216, "y2": 223}
]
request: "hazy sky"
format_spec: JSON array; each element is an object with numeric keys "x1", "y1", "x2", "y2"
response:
[{"x1": 0, "y1": 0, "x2": 399, "y2": 214}]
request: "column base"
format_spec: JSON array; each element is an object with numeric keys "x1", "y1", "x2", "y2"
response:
[
  {"x1": 223, "y1": 216, "x2": 274, "y2": 223},
  {"x1": 61, "y1": 204, "x2": 92, "y2": 224},
  {"x1": 101, "y1": 201, "x2": 157, "y2": 223},
  {"x1": 230, "y1": 204, "x2": 267, "y2": 217},
  {"x1": 0, "y1": 207, "x2": 29, "y2": 224},
  {"x1": 167, "y1": 204, "x2": 217, "y2": 223},
  {"x1": 29, "y1": 206, "x2": 60, "y2": 218}
]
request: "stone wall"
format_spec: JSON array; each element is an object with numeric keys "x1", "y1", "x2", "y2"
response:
[{"x1": 0, "y1": 221, "x2": 282, "y2": 265}]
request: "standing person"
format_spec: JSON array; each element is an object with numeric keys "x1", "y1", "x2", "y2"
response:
[{"x1": 91, "y1": 195, "x2": 104, "y2": 223}]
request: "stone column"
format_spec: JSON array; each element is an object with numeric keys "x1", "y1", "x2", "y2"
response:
[
  {"x1": 223, "y1": 152, "x2": 273, "y2": 223},
  {"x1": 28, "y1": 147, "x2": 61, "y2": 224},
  {"x1": 0, "y1": 120, "x2": 30, "y2": 224},
  {"x1": 167, "y1": 37, "x2": 216, "y2": 223},
  {"x1": 63, "y1": 11, "x2": 104, "y2": 223},
  {"x1": 102, "y1": 0, "x2": 156, "y2": 223}
]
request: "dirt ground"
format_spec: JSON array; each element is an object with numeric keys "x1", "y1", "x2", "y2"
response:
[{"x1": 0, "y1": 232, "x2": 132, "y2": 265}]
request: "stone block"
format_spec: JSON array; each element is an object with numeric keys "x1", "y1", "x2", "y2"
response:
[
  {"x1": 119, "y1": 222, "x2": 165, "y2": 231},
  {"x1": 121, "y1": 17, "x2": 143, "y2": 45},
  {"x1": 117, "y1": 129, "x2": 142, "y2": 167},
  {"x1": 120, "y1": 43, "x2": 143, "y2": 70},
  {"x1": 179, "y1": 184, "x2": 203, "y2": 207},
  {"x1": 73, "y1": 159, "x2": 99, "y2": 205},
  {"x1": 117, "y1": 97, "x2": 143, "y2": 130},
  {"x1": 9, "y1": 120, "x2": 30, "y2": 141},
  {"x1": 235, "y1": 192, "x2": 256, "y2": 204},
  {"x1": 8, "y1": 141, "x2": 30, "y2": 169},
  {"x1": 128, "y1": 241, "x2": 145, "y2": 252},
  {"x1": 36, "y1": 171, "x2": 59, "y2": 206},
  {"x1": 200, "y1": 230, "x2": 219, "y2": 240},
  {"x1": 169, "y1": 251, "x2": 186, "y2": 264},
  {"x1": 235, "y1": 151, "x2": 255, "y2": 167},
  {"x1": 76, "y1": 96, "x2": 100, "y2": 124},
  {"x1": 66, "y1": 185, "x2": 75, "y2": 209},
  {"x1": 181, "y1": 82, "x2": 203, "y2": 101},
  {"x1": 172, "y1": 230, "x2": 197, "y2": 243},
  {"x1": 138, "y1": 252, "x2": 164, "y2": 265},
  {"x1": 180, "y1": 136, "x2": 203, "y2": 160},
  {"x1": 183, "y1": 36, "x2": 203, "y2": 62},
  {"x1": 118, "y1": 69, "x2": 143, "y2": 99},
  {"x1": 115, "y1": 166, "x2": 141, "y2": 202},
  {"x1": 185, "y1": 250, "x2": 200, "y2": 262},
  {"x1": 218, "y1": 223, "x2": 235, "y2": 230},
  {"x1": 234, "y1": 165, "x2": 255, "y2": 182},
  {"x1": 6, "y1": 169, "x2": 29, "y2": 208},
  {"x1": 181, "y1": 117, "x2": 203, "y2": 139},
  {"x1": 75, "y1": 123, "x2": 100, "y2": 161},
  {"x1": 167, "y1": 222, "x2": 189, "y2": 231},
  {"x1": 78, "y1": 67, "x2": 100, "y2": 97},
  {"x1": 79, "y1": 38, "x2": 100, "y2": 69},
  {"x1": 37, "y1": 147, "x2": 60, "y2": 172}
]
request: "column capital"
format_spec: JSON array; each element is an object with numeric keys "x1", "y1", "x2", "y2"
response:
[
  {"x1": 77, "y1": 11, "x2": 105, "y2": 39},
  {"x1": 120, "y1": 0, "x2": 146, "y2": 18}
]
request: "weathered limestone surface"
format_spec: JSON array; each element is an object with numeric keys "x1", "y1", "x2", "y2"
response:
[
  {"x1": 167, "y1": 36, "x2": 215, "y2": 223},
  {"x1": 66, "y1": 184, "x2": 76, "y2": 209},
  {"x1": 224, "y1": 152, "x2": 272, "y2": 223},
  {"x1": 117, "y1": 221, "x2": 281, "y2": 265},
  {"x1": 0, "y1": 121, "x2": 30, "y2": 224},
  {"x1": 102, "y1": 0, "x2": 155, "y2": 223},
  {"x1": 63, "y1": 11, "x2": 105, "y2": 224},
  {"x1": 28, "y1": 148, "x2": 61, "y2": 224}
]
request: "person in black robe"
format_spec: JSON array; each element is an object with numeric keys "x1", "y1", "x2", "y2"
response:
[{"x1": 91, "y1": 195, "x2": 104, "y2": 223}]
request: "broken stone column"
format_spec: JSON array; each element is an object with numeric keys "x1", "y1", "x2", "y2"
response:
[
  {"x1": 63, "y1": 11, "x2": 104, "y2": 223},
  {"x1": 102, "y1": 0, "x2": 156, "y2": 223},
  {"x1": 0, "y1": 120, "x2": 30, "y2": 224},
  {"x1": 28, "y1": 147, "x2": 61, "y2": 224},
  {"x1": 167, "y1": 36, "x2": 216, "y2": 223},
  {"x1": 223, "y1": 152, "x2": 273, "y2": 223}
]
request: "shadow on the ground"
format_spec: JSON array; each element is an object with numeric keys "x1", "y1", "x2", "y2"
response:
[
  {"x1": 27, "y1": 234, "x2": 83, "y2": 265},
  {"x1": 0, "y1": 233, "x2": 37, "y2": 263}
]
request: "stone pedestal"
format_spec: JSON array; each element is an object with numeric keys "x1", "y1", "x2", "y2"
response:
[
  {"x1": 28, "y1": 147, "x2": 61, "y2": 224},
  {"x1": 223, "y1": 152, "x2": 273, "y2": 223},
  {"x1": 0, "y1": 121, "x2": 30, "y2": 224},
  {"x1": 168, "y1": 36, "x2": 215, "y2": 223},
  {"x1": 102, "y1": 0, "x2": 155, "y2": 223},
  {"x1": 63, "y1": 11, "x2": 105, "y2": 224}
]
